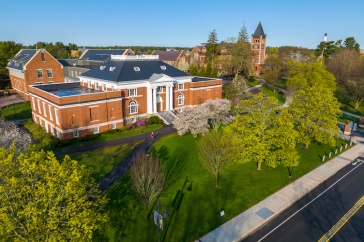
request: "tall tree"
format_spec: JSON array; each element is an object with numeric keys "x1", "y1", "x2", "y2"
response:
[
  {"x1": 205, "y1": 30, "x2": 219, "y2": 65},
  {"x1": 130, "y1": 153, "x2": 165, "y2": 219},
  {"x1": 238, "y1": 23, "x2": 249, "y2": 42},
  {"x1": 230, "y1": 39, "x2": 253, "y2": 77},
  {"x1": 224, "y1": 74, "x2": 251, "y2": 103},
  {"x1": 287, "y1": 62, "x2": 341, "y2": 148},
  {"x1": 198, "y1": 129, "x2": 238, "y2": 188},
  {"x1": 229, "y1": 93, "x2": 299, "y2": 171},
  {"x1": 343, "y1": 37, "x2": 360, "y2": 52},
  {"x1": 0, "y1": 41, "x2": 23, "y2": 74},
  {"x1": 327, "y1": 49, "x2": 364, "y2": 109},
  {"x1": 0, "y1": 146, "x2": 108, "y2": 241}
]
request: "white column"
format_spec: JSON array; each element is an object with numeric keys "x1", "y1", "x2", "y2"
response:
[
  {"x1": 147, "y1": 87, "x2": 152, "y2": 114},
  {"x1": 169, "y1": 85, "x2": 174, "y2": 110},
  {"x1": 166, "y1": 85, "x2": 170, "y2": 111},
  {"x1": 153, "y1": 87, "x2": 157, "y2": 113}
]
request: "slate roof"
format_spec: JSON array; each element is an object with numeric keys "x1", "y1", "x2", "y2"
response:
[
  {"x1": 252, "y1": 22, "x2": 266, "y2": 37},
  {"x1": 80, "y1": 59, "x2": 190, "y2": 83},
  {"x1": 7, "y1": 49, "x2": 37, "y2": 70},
  {"x1": 152, "y1": 51, "x2": 182, "y2": 61},
  {"x1": 79, "y1": 49, "x2": 129, "y2": 62}
]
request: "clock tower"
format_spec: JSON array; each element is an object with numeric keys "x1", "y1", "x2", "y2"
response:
[{"x1": 251, "y1": 22, "x2": 266, "y2": 75}]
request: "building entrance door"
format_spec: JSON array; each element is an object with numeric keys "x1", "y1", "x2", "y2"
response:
[{"x1": 156, "y1": 95, "x2": 162, "y2": 112}]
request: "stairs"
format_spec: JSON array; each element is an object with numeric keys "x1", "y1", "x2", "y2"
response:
[{"x1": 158, "y1": 111, "x2": 177, "y2": 125}]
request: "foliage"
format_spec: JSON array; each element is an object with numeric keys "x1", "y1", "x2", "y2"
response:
[
  {"x1": 224, "y1": 74, "x2": 251, "y2": 102},
  {"x1": 0, "y1": 41, "x2": 23, "y2": 74},
  {"x1": 198, "y1": 129, "x2": 238, "y2": 188},
  {"x1": 230, "y1": 39, "x2": 253, "y2": 77},
  {"x1": 173, "y1": 99, "x2": 232, "y2": 136},
  {"x1": 287, "y1": 62, "x2": 341, "y2": 148},
  {"x1": 0, "y1": 146, "x2": 108, "y2": 241},
  {"x1": 205, "y1": 30, "x2": 219, "y2": 65},
  {"x1": 327, "y1": 49, "x2": 364, "y2": 110},
  {"x1": 146, "y1": 116, "x2": 164, "y2": 125},
  {"x1": 130, "y1": 152, "x2": 165, "y2": 219},
  {"x1": 230, "y1": 93, "x2": 299, "y2": 172},
  {"x1": 0, "y1": 117, "x2": 32, "y2": 151},
  {"x1": 343, "y1": 37, "x2": 360, "y2": 52},
  {"x1": 238, "y1": 24, "x2": 249, "y2": 42},
  {"x1": 24, "y1": 121, "x2": 57, "y2": 150}
]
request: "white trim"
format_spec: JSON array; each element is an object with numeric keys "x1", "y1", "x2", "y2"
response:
[{"x1": 189, "y1": 84, "x2": 222, "y2": 90}]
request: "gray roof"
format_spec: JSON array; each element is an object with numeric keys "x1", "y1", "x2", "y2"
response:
[
  {"x1": 152, "y1": 50, "x2": 182, "y2": 61},
  {"x1": 252, "y1": 22, "x2": 266, "y2": 37},
  {"x1": 7, "y1": 49, "x2": 37, "y2": 70},
  {"x1": 80, "y1": 59, "x2": 190, "y2": 82},
  {"x1": 79, "y1": 49, "x2": 129, "y2": 62}
]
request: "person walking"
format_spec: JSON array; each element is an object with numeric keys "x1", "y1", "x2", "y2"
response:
[{"x1": 151, "y1": 131, "x2": 155, "y2": 140}]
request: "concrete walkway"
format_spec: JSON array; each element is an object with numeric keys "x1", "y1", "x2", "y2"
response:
[{"x1": 199, "y1": 138, "x2": 364, "y2": 242}]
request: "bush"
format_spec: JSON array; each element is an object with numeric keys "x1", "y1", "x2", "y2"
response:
[
  {"x1": 147, "y1": 116, "x2": 164, "y2": 125},
  {"x1": 136, "y1": 120, "x2": 146, "y2": 127}
]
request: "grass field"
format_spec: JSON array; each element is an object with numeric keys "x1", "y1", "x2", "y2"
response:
[
  {"x1": 1, "y1": 102, "x2": 32, "y2": 120},
  {"x1": 258, "y1": 85, "x2": 286, "y2": 105},
  {"x1": 94, "y1": 133, "x2": 349, "y2": 242}
]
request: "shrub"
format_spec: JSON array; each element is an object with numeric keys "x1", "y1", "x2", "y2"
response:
[
  {"x1": 147, "y1": 116, "x2": 164, "y2": 125},
  {"x1": 136, "y1": 120, "x2": 146, "y2": 127}
]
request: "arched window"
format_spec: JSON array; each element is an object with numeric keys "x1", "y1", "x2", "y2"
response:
[
  {"x1": 177, "y1": 93, "x2": 184, "y2": 106},
  {"x1": 129, "y1": 100, "x2": 138, "y2": 114}
]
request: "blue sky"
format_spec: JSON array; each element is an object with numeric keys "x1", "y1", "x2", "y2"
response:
[{"x1": 1, "y1": 0, "x2": 363, "y2": 49}]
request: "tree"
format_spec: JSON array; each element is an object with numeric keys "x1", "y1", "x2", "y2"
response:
[
  {"x1": 203, "y1": 99, "x2": 232, "y2": 130},
  {"x1": 327, "y1": 49, "x2": 364, "y2": 109},
  {"x1": 287, "y1": 62, "x2": 341, "y2": 148},
  {"x1": 205, "y1": 30, "x2": 219, "y2": 65},
  {"x1": 0, "y1": 117, "x2": 32, "y2": 151},
  {"x1": 229, "y1": 93, "x2": 299, "y2": 172},
  {"x1": 0, "y1": 146, "x2": 108, "y2": 241},
  {"x1": 198, "y1": 130, "x2": 238, "y2": 188},
  {"x1": 230, "y1": 39, "x2": 253, "y2": 77},
  {"x1": 130, "y1": 152, "x2": 165, "y2": 219},
  {"x1": 238, "y1": 23, "x2": 249, "y2": 42},
  {"x1": 343, "y1": 37, "x2": 360, "y2": 52},
  {"x1": 315, "y1": 40, "x2": 342, "y2": 58},
  {"x1": 0, "y1": 41, "x2": 23, "y2": 74},
  {"x1": 262, "y1": 48, "x2": 287, "y2": 88},
  {"x1": 224, "y1": 75, "x2": 251, "y2": 103}
]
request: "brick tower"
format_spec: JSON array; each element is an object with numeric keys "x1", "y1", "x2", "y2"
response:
[{"x1": 251, "y1": 22, "x2": 267, "y2": 74}]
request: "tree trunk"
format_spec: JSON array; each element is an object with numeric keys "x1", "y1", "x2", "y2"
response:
[
  {"x1": 354, "y1": 97, "x2": 362, "y2": 110},
  {"x1": 287, "y1": 167, "x2": 294, "y2": 178},
  {"x1": 257, "y1": 162, "x2": 262, "y2": 171},
  {"x1": 215, "y1": 172, "x2": 219, "y2": 188}
]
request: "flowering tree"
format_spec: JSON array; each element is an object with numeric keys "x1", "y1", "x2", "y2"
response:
[
  {"x1": 0, "y1": 117, "x2": 32, "y2": 151},
  {"x1": 173, "y1": 99, "x2": 232, "y2": 136}
]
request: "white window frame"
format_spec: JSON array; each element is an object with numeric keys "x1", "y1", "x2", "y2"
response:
[
  {"x1": 57, "y1": 130, "x2": 61, "y2": 139},
  {"x1": 55, "y1": 108, "x2": 59, "y2": 124},
  {"x1": 73, "y1": 129, "x2": 79, "y2": 138},
  {"x1": 43, "y1": 102, "x2": 47, "y2": 117},
  {"x1": 37, "y1": 100, "x2": 41, "y2": 114},
  {"x1": 47, "y1": 69, "x2": 53, "y2": 78},
  {"x1": 129, "y1": 100, "x2": 138, "y2": 114},
  {"x1": 93, "y1": 126, "x2": 99, "y2": 134},
  {"x1": 33, "y1": 114, "x2": 37, "y2": 124},
  {"x1": 102, "y1": 84, "x2": 106, "y2": 91},
  {"x1": 178, "y1": 83, "x2": 184, "y2": 90},
  {"x1": 37, "y1": 69, "x2": 43, "y2": 78},
  {"x1": 177, "y1": 93, "x2": 184, "y2": 106},
  {"x1": 128, "y1": 88, "x2": 137, "y2": 96},
  {"x1": 32, "y1": 97, "x2": 36, "y2": 110},
  {"x1": 111, "y1": 123, "x2": 116, "y2": 129},
  {"x1": 95, "y1": 82, "x2": 99, "y2": 89},
  {"x1": 88, "y1": 81, "x2": 92, "y2": 88},
  {"x1": 49, "y1": 105, "x2": 53, "y2": 120}
]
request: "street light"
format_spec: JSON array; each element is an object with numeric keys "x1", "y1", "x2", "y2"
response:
[{"x1": 154, "y1": 198, "x2": 169, "y2": 242}]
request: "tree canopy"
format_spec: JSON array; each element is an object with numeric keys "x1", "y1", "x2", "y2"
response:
[{"x1": 0, "y1": 146, "x2": 108, "y2": 241}]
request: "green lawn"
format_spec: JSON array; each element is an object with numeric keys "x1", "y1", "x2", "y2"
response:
[
  {"x1": 1, "y1": 102, "x2": 32, "y2": 120},
  {"x1": 246, "y1": 77, "x2": 260, "y2": 86},
  {"x1": 258, "y1": 85, "x2": 286, "y2": 105},
  {"x1": 57, "y1": 143, "x2": 138, "y2": 182},
  {"x1": 94, "y1": 133, "x2": 349, "y2": 242},
  {"x1": 337, "y1": 97, "x2": 364, "y2": 116},
  {"x1": 338, "y1": 113, "x2": 361, "y2": 124}
]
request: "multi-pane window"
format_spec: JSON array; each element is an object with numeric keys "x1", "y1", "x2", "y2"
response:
[
  {"x1": 93, "y1": 127, "x2": 99, "y2": 134},
  {"x1": 111, "y1": 123, "x2": 116, "y2": 129},
  {"x1": 129, "y1": 100, "x2": 138, "y2": 114},
  {"x1": 102, "y1": 84, "x2": 106, "y2": 91},
  {"x1": 95, "y1": 82, "x2": 99, "y2": 89},
  {"x1": 177, "y1": 93, "x2": 184, "y2": 105},
  {"x1": 32, "y1": 97, "x2": 36, "y2": 110},
  {"x1": 43, "y1": 102, "x2": 47, "y2": 117},
  {"x1": 37, "y1": 70, "x2": 43, "y2": 78},
  {"x1": 55, "y1": 109, "x2": 59, "y2": 124},
  {"x1": 178, "y1": 83, "x2": 184, "y2": 90},
  {"x1": 88, "y1": 81, "x2": 92, "y2": 88},
  {"x1": 37, "y1": 100, "x2": 41, "y2": 114},
  {"x1": 49, "y1": 105, "x2": 53, "y2": 120},
  {"x1": 47, "y1": 69, "x2": 53, "y2": 78},
  {"x1": 73, "y1": 129, "x2": 78, "y2": 138},
  {"x1": 128, "y1": 89, "x2": 137, "y2": 96}
]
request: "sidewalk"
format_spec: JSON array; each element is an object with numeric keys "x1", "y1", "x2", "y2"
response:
[{"x1": 199, "y1": 139, "x2": 364, "y2": 242}]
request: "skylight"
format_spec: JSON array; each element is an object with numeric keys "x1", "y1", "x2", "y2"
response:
[
  {"x1": 134, "y1": 67, "x2": 140, "y2": 71},
  {"x1": 109, "y1": 67, "x2": 116, "y2": 71},
  {"x1": 160, "y1": 66, "x2": 167, "y2": 70},
  {"x1": 100, "y1": 66, "x2": 106, "y2": 70}
]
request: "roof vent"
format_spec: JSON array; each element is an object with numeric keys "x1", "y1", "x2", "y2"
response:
[
  {"x1": 134, "y1": 67, "x2": 140, "y2": 71},
  {"x1": 160, "y1": 66, "x2": 167, "y2": 70},
  {"x1": 109, "y1": 67, "x2": 116, "y2": 71},
  {"x1": 100, "y1": 66, "x2": 106, "y2": 70}
]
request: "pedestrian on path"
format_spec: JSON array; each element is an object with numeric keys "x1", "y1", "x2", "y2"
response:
[{"x1": 151, "y1": 131, "x2": 155, "y2": 140}]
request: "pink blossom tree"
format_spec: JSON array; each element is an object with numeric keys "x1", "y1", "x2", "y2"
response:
[{"x1": 0, "y1": 117, "x2": 32, "y2": 151}]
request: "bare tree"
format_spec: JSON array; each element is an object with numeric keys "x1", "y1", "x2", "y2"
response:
[
  {"x1": 130, "y1": 152, "x2": 165, "y2": 219},
  {"x1": 198, "y1": 130, "x2": 237, "y2": 188},
  {"x1": 0, "y1": 117, "x2": 32, "y2": 151}
]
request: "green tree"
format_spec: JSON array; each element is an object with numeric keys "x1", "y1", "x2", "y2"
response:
[
  {"x1": 230, "y1": 39, "x2": 253, "y2": 77},
  {"x1": 315, "y1": 40, "x2": 342, "y2": 58},
  {"x1": 229, "y1": 93, "x2": 299, "y2": 172},
  {"x1": 327, "y1": 49, "x2": 364, "y2": 109},
  {"x1": 205, "y1": 30, "x2": 219, "y2": 65},
  {"x1": 189, "y1": 64, "x2": 198, "y2": 76},
  {"x1": 198, "y1": 129, "x2": 238, "y2": 188},
  {"x1": 287, "y1": 62, "x2": 341, "y2": 148},
  {"x1": 0, "y1": 41, "x2": 23, "y2": 74},
  {"x1": 0, "y1": 146, "x2": 108, "y2": 241},
  {"x1": 238, "y1": 23, "x2": 249, "y2": 42},
  {"x1": 343, "y1": 37, "x2": 360, "y2": 52},
  {"x1": 224, "y1": 75, "x2": 251, "y2": 102},
  {"x1": 262, "y1": 48, "x2": 287, "y2": 88}
]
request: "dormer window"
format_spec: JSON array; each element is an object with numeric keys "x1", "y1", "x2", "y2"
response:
[
  {"x1": 100, "y1": 66, "x2": 106, "y2": 70},
  {"x1": 134, "y1": 67, "x2": 140, "y2": 71},
  {"x1": 109, "y1": 67, "x2": 116, "y2": 71},
  {"x1": 160, "y1": 66, "x2": 167, "y2": 70}
]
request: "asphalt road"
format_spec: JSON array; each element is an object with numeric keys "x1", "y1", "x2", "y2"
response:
[{"x1": 243, "y1": 156, "x2": 364, "y2": 242}]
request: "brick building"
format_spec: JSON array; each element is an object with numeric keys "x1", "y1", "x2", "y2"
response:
[
  {"x1": 251, "y1": 22, "x2": 267, "y2": 74},
  {"x1": 7, "y1": 49, "x2": 65, "y2": 99},
  {"x1": 29, "y1": 55, "x2": 222, "y2": 139},
  {"x1": 189, "y1": 45, "x2": 207, "y2": 68},
  {"x1": 152, "y1": 50, "x2": 189, "y2": 72}
]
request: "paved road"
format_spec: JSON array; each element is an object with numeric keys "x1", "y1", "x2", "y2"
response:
[{"x1": 243, "y1": 156, "x2": 364, "y2": 242}]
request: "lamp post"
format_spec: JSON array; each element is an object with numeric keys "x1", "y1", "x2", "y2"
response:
[{"x1": 155, "y1": 199, "x2": 169, "y2": 242}]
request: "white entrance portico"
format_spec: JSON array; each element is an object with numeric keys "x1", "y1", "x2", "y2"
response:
[{"x1": 147, "y1": 74, "x2": 176, "y2": 114}]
